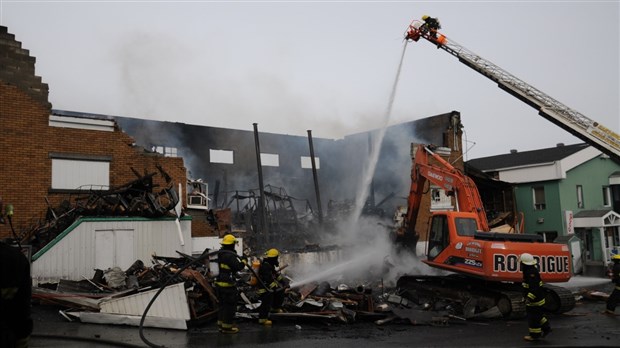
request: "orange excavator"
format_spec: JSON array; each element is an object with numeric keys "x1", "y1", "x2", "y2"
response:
[{"x1": 395, "y1": 144, "x2": 574, "y2": 318}]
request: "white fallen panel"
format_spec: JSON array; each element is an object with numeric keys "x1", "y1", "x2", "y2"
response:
[
  {"x1": 99, "y1": 282, "x2": 190, "y2": 320},
  {"x1": 72, "y1": 311, "x2": 187, "y2": 330}
]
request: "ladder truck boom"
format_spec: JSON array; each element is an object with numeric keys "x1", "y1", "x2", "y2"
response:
[{"x1": 405, "y1": 20, "x2": 620, "y2": 162}]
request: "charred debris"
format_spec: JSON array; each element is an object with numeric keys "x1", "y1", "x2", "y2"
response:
[
  {"x1": 20, "y1": 166, "x2": 583, "y2": 330},
  {"x1": 32, "y1": 251, "x2": 480, "y2": 330},
  {"x1": 32, "y1": 249, "x2": 600, "y2": 330},
  {"x1": 21, "y1": 167, "x2": 466, "y2": 329},
  {"x1": 15, "y1": 165, "x2": 180, "y2": 254}
]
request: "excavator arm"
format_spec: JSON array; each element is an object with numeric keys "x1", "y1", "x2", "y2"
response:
[
  {"x1": 400, "y1": 144, "x2": 489, "y2": 243},
  {"x1": 405, "y1": 20, "x2": 620, "y2": 162}
]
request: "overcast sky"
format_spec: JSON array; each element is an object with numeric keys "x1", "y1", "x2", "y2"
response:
[{"x1": 2, "y1": 0, "x2": 618, "y2": 160}]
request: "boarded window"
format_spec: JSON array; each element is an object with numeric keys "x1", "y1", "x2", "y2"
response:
[
  {"x1": 52, "y1": 158, "x2": 110, "y2": 190},
  {"x1": 301, "y1": 156, "x2": 320, "y2": 169},
  {"x1": 210, "y1": 149, "x2": 234, "y2": 164},
  {"x1": 261, "y1": 153, "x2": 279, "y2": 167}
]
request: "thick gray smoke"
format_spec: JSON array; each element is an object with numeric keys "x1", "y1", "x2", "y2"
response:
[
  {"x1": 284, "y1": 42, "x2": 438, "y2": 289},
  {"x1": 286, "y1": 215, "x2": 437, "y2": 288}
]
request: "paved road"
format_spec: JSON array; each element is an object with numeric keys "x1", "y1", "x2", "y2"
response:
[{"x1": 30, "y1": 277, "x2": 619, "y2": 348}]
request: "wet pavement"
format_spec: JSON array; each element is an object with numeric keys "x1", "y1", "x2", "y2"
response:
[{"x1": 30, "y1": 276, "x2": 619, "y2": 348}]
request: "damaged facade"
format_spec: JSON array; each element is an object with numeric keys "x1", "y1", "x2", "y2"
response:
[
  {"x1": 1, "y1": 22, "x2": 468, "y2": 267},
  {"x1": 51, "y1": 106, "x2": 465, "y2": 252}
]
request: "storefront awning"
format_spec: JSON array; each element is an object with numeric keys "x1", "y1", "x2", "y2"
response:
[{"x1": 574, "y1": 209, "x2": 620, "y2": 228}]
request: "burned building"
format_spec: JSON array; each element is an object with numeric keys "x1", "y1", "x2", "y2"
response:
[
  {"x1": 1, "y1": 23, "x2": 465, "y2": 254},
  {"x1": 107, "y1": 110, "x2": 465, "y2": 250}
]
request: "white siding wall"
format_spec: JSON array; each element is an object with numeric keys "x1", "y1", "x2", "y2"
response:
[{"x1": 32, "y1": 219, "x2": 192, "y2": 285}]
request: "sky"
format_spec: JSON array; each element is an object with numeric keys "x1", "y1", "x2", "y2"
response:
[{"x1": 1, "y1": 0, "x2": 619, "y2": 160}]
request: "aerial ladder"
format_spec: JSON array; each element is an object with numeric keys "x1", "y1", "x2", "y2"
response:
[{"x1": 405, "y1": 20, "x2": 620, "y2": 162}]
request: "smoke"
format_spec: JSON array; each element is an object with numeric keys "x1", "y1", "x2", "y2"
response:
[
  {"x1": 282, "y1": 42, "x2": 438, "y2": 289},
  {"x1": 287, "y1": 215, "x2": 433, "y2": 288}
]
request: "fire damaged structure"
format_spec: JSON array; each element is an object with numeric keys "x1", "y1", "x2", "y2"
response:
[
  {"x1": 0, "y1": 22, "x2": 470, "y2": 273},
  {"x1": 0, "y1": 22, "x2": 479, "y2": 276},
  {"x1": 107, "y1": 110, "x2": 467, "y2": 251},
  {"x1": 42, "y1": 106, "x2": 467, "y2": 254}
]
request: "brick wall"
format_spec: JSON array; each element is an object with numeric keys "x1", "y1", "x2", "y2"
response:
[
  {"x1": 0, "y1": 26, "x2": 186, "y2": 239},
  {"x1": 414, "y1": 113, "x2": 464, "y2": 242}
]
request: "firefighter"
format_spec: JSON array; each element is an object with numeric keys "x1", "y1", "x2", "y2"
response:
[
  {"x1": 256, "y1": 248, "x2": 289, "y2": 325},
  {"x1": 605, "y1": 254, "x2": 620, "y2": 315},
  {"x1": 520, "y1": 253, "x2": 552, "y2": 341},
  {"x1": 421, "y1": 14, "x2": 441, "y2": 39},
  {"x1": 1, "y1": 201, "x2": 32, "y2": 348},
  {"x1": 214, "y1": 234, "x2": 245, "y2": 334}
]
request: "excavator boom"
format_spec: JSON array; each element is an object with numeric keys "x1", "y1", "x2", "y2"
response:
[{"x1": 406, "y1": 144, "x2": 488, "y2": 233}]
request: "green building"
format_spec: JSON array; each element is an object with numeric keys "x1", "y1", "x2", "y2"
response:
[{"x1": 468, "y1": 143, "x2": 620, "y2": 276}]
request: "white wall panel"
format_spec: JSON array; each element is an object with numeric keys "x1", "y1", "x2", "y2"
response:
[{"x1": 32, "y1": 218, "x2": 192, "y2": 285}]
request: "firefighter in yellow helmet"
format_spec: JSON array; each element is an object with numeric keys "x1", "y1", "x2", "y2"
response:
[
  {"x1": 421, "y1": 14, "x2": 441, "y2": 39},
  {"x1": 256, "y1": 248, "x2": 290, "y2": 325},
  {"x1": 520, "y1": 253, "x2": 551, "y2": 341},
  {"x1": 605, "y1": 254, "x2": 620, "y2": 315},
  {"x1": 215, "y1": 234, "x2": 245, "y2": 334}
]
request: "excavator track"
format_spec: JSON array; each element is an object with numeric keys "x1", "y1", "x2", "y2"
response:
[
  {"x1": 543, "y1": 284, "x2": 576, "y2": 314},
  {"x1": 396, "y1": 274, "x2": 575, "y2": 319}
]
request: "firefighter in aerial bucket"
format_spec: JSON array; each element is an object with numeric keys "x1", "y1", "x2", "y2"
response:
[
  {"x1": 421, "y1": 15, "x2": 441, "y2": 39},
  {"x1": 520, "y1": 253, "x2": 552, "y2": 341}
]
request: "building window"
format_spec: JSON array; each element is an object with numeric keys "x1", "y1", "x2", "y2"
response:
[
  {"x1": 576, "y1": 185, "x2": 584, "y2": 209},
  {"x1": 210, "y1": 149, "x2": 234, "y2": 164},
  {"x1": 603, "y1": 186, "x2": 611, "y2": 207},
  {"x1": 301, "y1": 156, "x2": 320, "y2": 169},
  {"x1": 152, "y1": 145, "x2": 178, "y2": 157},
  {"x1": 51, "y1": 158, "x2": 110, "y2": 190},
  {"x1": 533, "y1": 186, "x2": 546, "y2": 210},
  {"x1": 430, "y1": 187, "x2": 453, "y2": 210},
  {"x1": 260, "y1": 153, "x2": 279, "y2": 167}
]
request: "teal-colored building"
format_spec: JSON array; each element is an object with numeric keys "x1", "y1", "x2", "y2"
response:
[{"x1": 468, "y1": 143, "x2": 620, "y2": 276}]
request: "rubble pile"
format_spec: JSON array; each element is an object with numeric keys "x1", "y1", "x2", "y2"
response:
[
  {"x1": 17, "y1": 165, "x2": 179, "y2": 253},
  {"x1": 30, "y1": 251, "x2": 495, "y2": 330}
]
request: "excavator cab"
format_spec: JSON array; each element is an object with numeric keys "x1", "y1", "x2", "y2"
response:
[
  {"x1": 427, "y1": 214, "x2": 449, "y2": 260},
  {"x1": 422, "y1": 207, "x2": 572, "y2": 283}
]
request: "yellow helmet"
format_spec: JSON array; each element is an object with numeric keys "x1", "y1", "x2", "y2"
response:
[
  {"x1": 520, "y1": 253, "x2": 537, "y2": 266},
  {"x1": 221, "y1": 234, "x2": 237, "y2": 245},
  {"x1": 612, "y1": 254, "x2": 620, "y2": 260},
  {"x1": 422, "y1": 15, "x2": 430, "y2": 20},
  {"x1": 265, "y1": 248, "x2": 279, "y2": 258}
]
